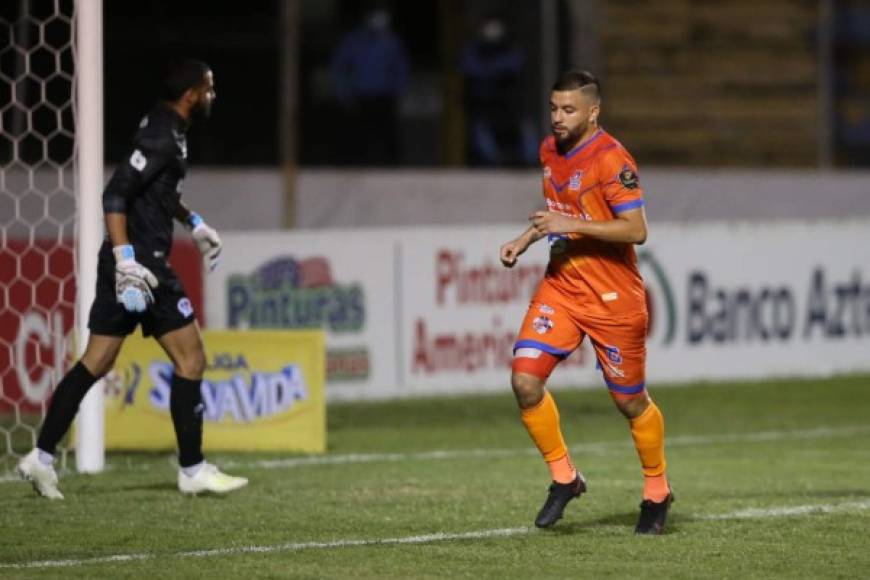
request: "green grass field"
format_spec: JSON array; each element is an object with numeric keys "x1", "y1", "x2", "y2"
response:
[{"x1": 2, "y1": 375, "x2": 869, "y2": 579}]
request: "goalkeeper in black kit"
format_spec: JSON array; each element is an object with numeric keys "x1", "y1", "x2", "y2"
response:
[{"x1": 18, "y1": 59, "x2": 248, "y2": 498}]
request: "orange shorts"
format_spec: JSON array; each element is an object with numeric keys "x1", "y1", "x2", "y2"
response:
[{"x1": 513, "y1": 280, "x2": 648, "y2": 395}]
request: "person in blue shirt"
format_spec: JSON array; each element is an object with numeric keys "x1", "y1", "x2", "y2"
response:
[
  {"x1": 460, "y1": 15, "x2": 536, "y2": 166},
  {"x1": 332, "y1": 8, "x2": 410, "y2": 165}
]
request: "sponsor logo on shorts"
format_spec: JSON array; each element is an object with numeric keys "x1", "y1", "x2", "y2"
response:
[
  {"x1": 543, "y1": 166, "x2": 551, "y2": 179},
  {"x1": 606, "y1": 363, "x2": 625, "y2": 378},
  {"x1": 606, "y1": 345, "x2": 622, "y2": 365},
  {"x1": 603, "y1": 346, "x2": 625, "y2": 378},
  {"x1": 533, "y1": 315, "x2": 554, "y2": 335},
  {"x1": 539, "y1": 304, "x2": 555, "y2": 315},
  {"x1": 177, "y1": 298, "x2": 194, "y2": 318}
]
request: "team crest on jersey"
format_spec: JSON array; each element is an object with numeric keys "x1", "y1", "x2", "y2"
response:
[
  {"x1": 129, "y1": 149, "x2": 147, "y2": 171},
  {"x1": 543, "y1": 166, "x2": 552, "y2": 179},
  {"x1": 569, "y1": 171, "x2": 583, "y2": 190},
  {"x1": 533, "y1": 316, "x2": 554, "y2": 335},
  {"x1": 139, "y1": 116, "x2": 149, "y2": 129},
  {"x1": 539, "y1": 304, "x2": 555, "y2": 315},
  {"x1": 619, "y1": 165, "x2": 639, "y2": 190},
  {"x1": 177, "y1": 298, "x2": 193, "y2": 318}
]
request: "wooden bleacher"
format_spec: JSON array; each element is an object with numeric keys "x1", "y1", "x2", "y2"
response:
[{"x1": 599, "y1": 0, "x2": 819, "y2": 166}]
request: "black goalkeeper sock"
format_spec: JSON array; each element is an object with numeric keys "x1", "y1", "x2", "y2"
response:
[
  {"x1": 37, "y1": 361, "x2": 99, "y2": 455},
  {"x1": 170, "y1": 374, "x2": 205, "y2": 468}
]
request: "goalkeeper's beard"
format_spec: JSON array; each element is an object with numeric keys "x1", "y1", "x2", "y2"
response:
[{"x1": 191, "y1": 99, "x2": 212, "y2": 121}]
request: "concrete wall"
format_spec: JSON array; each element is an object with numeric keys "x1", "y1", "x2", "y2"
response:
[
  {"x1": 180, "y1": 168, "x2": 870, "y2": 230},
  {"x1": 6, "y1": 167, "x2": 870, "y2": 233}
]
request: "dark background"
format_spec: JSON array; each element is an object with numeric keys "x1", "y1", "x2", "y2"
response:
[{"x1": 3, "y1": 0, "x2": 870, "y2": 168}]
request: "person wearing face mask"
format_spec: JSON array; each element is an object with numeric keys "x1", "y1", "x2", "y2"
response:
[
  {"x1": 459, "y1": 15, "x2": 536, "y2": 166},
  {"x1": 331, "y1": 8, "x2": 410, "y2": 165}
]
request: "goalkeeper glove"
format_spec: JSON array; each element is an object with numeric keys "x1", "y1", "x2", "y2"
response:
[
  {"x1": 113, "y1": 245, "x2": 159, "y2": 313},
  {"x1": 186, "y1": 213, "x2": 222, "y2": 272}
]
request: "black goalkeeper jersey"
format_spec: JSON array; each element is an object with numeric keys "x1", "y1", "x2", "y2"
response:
[{"x1": 100, "y1": 103, "x2": 189, "y2": 260}]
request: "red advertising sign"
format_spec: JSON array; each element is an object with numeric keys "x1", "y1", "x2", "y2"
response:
[{"x1": 1, "y1": 239, "x2": 204, "y2": 412}]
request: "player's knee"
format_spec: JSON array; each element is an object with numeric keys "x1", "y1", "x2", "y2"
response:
[
  {"x1": 175, "y1": 348, "x2": 206, "y2": 380},
  {"x1": 80, "y1": 356, "x2": 113, "y2": 379},
  {"x1": 81, "y1": 346, "x2": 119, "y2": 378},
  {"x1": 611, "y1": 390, "x2": 650, "y2": 419},
  {"x1": 511, "y1": 372, "x2": 546, "y2": 409},
  {"x1": 511, "y1": 347, "x2": 559, "y2": 408}
]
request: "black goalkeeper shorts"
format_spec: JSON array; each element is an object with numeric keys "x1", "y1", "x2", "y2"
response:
[{"x1": 88, "y1": 250, "x2": 196, "y2": 339}]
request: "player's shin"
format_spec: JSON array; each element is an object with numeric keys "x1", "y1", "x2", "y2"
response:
[
  {"x1": 36, "y1": 361, "x2": 99, "y2": 456},
  {"x1": 628, "y1": 398, "x2": 669, "y2": 502},
  {"x1": 170, "y1": 374, "x2": 205, "y2": 468},
  {"x1": 520, "y1": 390, "x2": 576, "y2": 483}
]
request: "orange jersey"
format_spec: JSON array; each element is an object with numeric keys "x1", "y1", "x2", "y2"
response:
[{"x1": 539, "y1": 129, "x2": 646, "y2": 316}]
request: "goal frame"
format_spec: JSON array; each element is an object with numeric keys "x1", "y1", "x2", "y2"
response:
[{"x1": 74, "y1": 0, "x2": 104, "y2": 473}]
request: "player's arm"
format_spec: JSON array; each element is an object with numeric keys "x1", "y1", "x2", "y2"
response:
[
  {"x1": 102, "y1": 156, "x2": 165, "y2": 313},
  {"x1": 175, "y1": 200, "x2": 222, "y2": 272},
  {"x1": 104, "y1": 212, "x2": 130, "y2": 248},
  {"x1": 529, "y1": 206, "x2": 648, "y2": 245},
  {"x1": 500, "y1": 225, "x2": 546, "y2": 268},
  {"x1": 102, "y1": 141, "x2": 173, "y2": 219},
  {"x1": 102, "y1": 143, "x2": 173, "y2": 246},
  {"x1": 174, "y1": 200, "x2": 194, "y2": 224}
]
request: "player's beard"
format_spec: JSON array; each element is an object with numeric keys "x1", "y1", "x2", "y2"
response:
[
  {"x1": 191, "y1": 99, "x2": 212, "y2": 121},
  {"x1": 554, "y1": 121, "x2": 586, "y2": 154}
]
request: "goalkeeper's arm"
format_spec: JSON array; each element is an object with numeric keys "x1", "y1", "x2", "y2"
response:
[
  {"x1": 105, "y1": 211, "x2": 130, "y2": 249},
  {"x1": 174, "y1": 200, "x2": 194, "y2": 224},
  {"x1": 104, "y1": 211, "x2": 159, "y2": 312},
  {"x1": 175, "y1": 201, "x2": 222, "y2": 272}
]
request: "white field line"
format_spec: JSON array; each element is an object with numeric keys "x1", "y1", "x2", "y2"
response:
[
  {"x1": 699, "y1": 500, "x2": 870, "y2": 520},
  {"x1": 2, "y1": 500, "x2": 870, "y2": 570},
  {"x1": 0, "y1": 424, "x2": 866, "y2": 482}
]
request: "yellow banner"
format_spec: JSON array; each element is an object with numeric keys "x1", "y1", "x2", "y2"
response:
[{"x1": 102, "y1": 330, "x2": 325, "y2": 453}]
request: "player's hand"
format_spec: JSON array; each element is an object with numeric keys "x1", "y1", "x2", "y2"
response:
[
  {"x1": 113, "y1": 245, "x2": 159, "y2": 313},
  {"x1": 187, "y1": 213, "x2": 222, "y2": 272},
  {"x1": 529, "y1": 210, "x2": 577, "y2": 235},
  {"x1": 500, "y1": 238, "x2": 529, "y2": 268}
]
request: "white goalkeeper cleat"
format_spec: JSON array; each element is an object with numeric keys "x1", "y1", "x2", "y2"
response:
[
  {"x1": 178, "y1": 463, "x2": 248, "y2": 495},
  {"x1": 17, "y1": 448, "x2": 64, "y2": 500}
]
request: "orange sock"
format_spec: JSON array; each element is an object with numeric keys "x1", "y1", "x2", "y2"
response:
[
  {"x1": 547, "y1": 454, "x2": 576, "y2": 484},
  {"x1": 521, "y1": 390, "x2": 576, "y2": 483},
  {"x1": 643, "y1": 474, "x2": 670, "y2": 503},
  {"x1": 629, "y1": 400, "x2": 669, "y2": 502}
]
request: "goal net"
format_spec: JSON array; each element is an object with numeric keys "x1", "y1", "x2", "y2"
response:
[{"x1": 0, "y1": 0, "x2": 77, "y2": 473}]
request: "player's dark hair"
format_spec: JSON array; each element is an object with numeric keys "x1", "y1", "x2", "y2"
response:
[
  {"x1": 551, "y1": 70, "x2": 601, "y2": 102},
  {"x1": 161, "y1": 59, "x2": 210, "y2": 101}
]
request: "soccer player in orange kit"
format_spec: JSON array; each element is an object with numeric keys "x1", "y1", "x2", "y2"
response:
[{"x1": 499, "y1": 70, "x2": 672, "y2": 534}]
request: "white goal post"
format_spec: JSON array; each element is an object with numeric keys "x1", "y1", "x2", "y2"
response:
[{"x1": 74, "y1": 0, "x2": 104, "y2": 473}]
